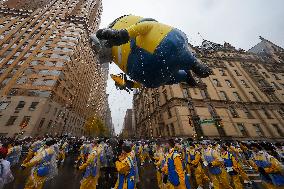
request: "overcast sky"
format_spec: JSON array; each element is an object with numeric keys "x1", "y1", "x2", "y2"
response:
[{"x1": 100, "y1": 0, "x2": 284, "y2": 134}]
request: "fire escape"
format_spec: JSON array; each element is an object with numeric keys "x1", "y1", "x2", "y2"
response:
[
  {"x1": 199, "y1": 78, "x2": 227, "y2": 138},
  {"x1": 241, "y1": 63, "x2": 275, "y2": 98},
  {"x1": 187, "y1": 99, "x2": 204, "y2": 138},
  {"x1": 208, "y1": 104, "x2": 227, "y2": 138}
]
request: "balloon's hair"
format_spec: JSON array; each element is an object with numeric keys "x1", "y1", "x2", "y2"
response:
[{"x1": 108, "y1": 15, "x2": 130, "y2": 28}]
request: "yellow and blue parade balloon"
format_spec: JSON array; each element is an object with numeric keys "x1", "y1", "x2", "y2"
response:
[{"x1": 91, "y1": 15, "x2": 211, "y2": 90}]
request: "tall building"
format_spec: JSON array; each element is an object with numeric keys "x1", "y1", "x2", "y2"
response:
[
  {"x1": 104, "y1": 94, "x2": 114, "y2": 136},
  {"x1": 122, "y1": 109, "x2": 135, "y2": 138},
  {"x1": 133, "y1": 37, "x2": 284, "y2": 140},
  {"x1": 0, "y1": 0, "x2": 107, "y2": 137}
]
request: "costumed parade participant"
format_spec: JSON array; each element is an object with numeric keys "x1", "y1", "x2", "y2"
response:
[
  {"x1": 115, "y1": 143, "x2": 136, "y2": 189},
  {"x1": 75, "y1": 141, "x2": 92, "y2": 168},
  {"x1": 0, "y1": 147, "x2": 14, "y2": 189},
  {"x1": 22, "y1": 140, "x2": 43, "y2": 165},
  {"x1": 249, "y1": 143, "x2": 284, "y2": 189},
  {"x1": 79, "y1": 141, "x2": 100, "y2": 189},
  {"x1": 58, "y1": 140, "x2": 69, "y2": 165},
  {"x1": 90, "y1": 15, "x2": 212, "y2": 91},
  {"x1": 185, "y1": 144, "x2": 210, "y2": 189},
  {"x1": 164, "y1": 139, "x2": 190, "y2": 189},
  {"x1": 153, "y1": 143, "x2": 165, "y2": 188},
  {"x1": 202, "y1": 144, "x2": 233, "y2": 189},
  {"x1": 220, "y1": 145, "x2": 248, "y2": 189},
  {"x1": 6, "y1": 141, "x2": 22, "y2": 166},
  {"x1": 21, "y1": 138, "x2": 58, "y2": 189}
]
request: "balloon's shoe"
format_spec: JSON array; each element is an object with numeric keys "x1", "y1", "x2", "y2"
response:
[
  {"x1": 192, "y1": 63, "x2": 212, "y2": 78},
  {"x1": 97, "y1": 28, "x2": 119, "y2": 39}
]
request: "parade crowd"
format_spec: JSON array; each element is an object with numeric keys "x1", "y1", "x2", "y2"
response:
[{"x1": 0, "y1": 136, "x2": 283, "y2": 189}]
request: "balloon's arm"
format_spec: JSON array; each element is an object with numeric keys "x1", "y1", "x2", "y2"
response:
[
  {"x1": 132, "y1": 81, "x2": 142, "y2": 89},
  {"x1": 126, "y1": 21, "x2": 154, "y2": 38},
  {"x1": 110, "y1": 74, "x2": 125, "y2": 87}
]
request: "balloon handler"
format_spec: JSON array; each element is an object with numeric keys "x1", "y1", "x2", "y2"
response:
[{"x1": 90, "y1": 15, "x2": 212, "y2": 91}]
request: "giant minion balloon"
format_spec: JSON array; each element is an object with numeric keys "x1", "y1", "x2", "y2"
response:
[{"x1": 91, "y1": 15, "x2": 212, "y2": 90}]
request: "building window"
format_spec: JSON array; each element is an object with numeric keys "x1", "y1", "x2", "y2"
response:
[
  {"x1": 16, "y1": 101, "x2": 25, "y2": 110},
  {"x1": 228, "y1": 62, "x2": 234, "y2": 67},
  {"x1": 277, "y1": 108, "x2": 284, "y2": 119},
  {"x1": 29, "y1": 102, "x2": 39, "y2": 111},
  {"x1": 213, "y1": 79, "x2": 221, "y2": 87},
  {"x1": 253, "y1": 124, "x2": 264, "y2": 137},
  {"x1": 262, "y1": 72, "x2": 270, "y2": 78},
  {"x1": 243, "y1": 107, "x2": 253, "y2": 118},
  {"x1": 38, "y1": 118, "x2": 45, "y2": 128},
  {"x1": 271, "y1": 82, "x2": 281, "y2": 90},
  {"x1": 261, "y1": 107, "x2": 272, "y2": 119},
  {"x1": 19, "y1": 116, "x2": 31, "y2": 129},
  {"x1": 47, "y1": 120, "x2": 53, "y2": 129},
  {"x1": 0, "y1": 101, "x2": 10, "y2": 110},
  {"x1": 219, "y1": 91, "x2": 228, "y2": 100},
  {"x1": 234, "y1": 70, "x2": 242, "y2": 76},
  {"x1": 5, "y1": 116, "x2": 18, "y2": 126},
  {"x1": 170, "y1": 123, "x2": 176, "y2": 136},
  {"x1": 208, "y1": 104, "x2": 216, "y2": 116},
  {"x1": 249, "y1": 92, "x2": 259, "y2": 102},
  {"x1": 237, "y1": 123, "x2": 248, "y2": 137},
  {"x1": 163, "y1": 90, "x2": 168, "y2": 102},
  {"x1": 258, "y1": 80, "x2": 267, "y2": 87},
  {"x1": 272, "y1": 124, "x2": 283, "y2": 137},
  {"x1": 167, "y1": 108, "x2": 172, "y2": 118},
  {"x1": 272, "y1": 74, "x2": 280, "y2": 80},
  {"x1": 267, "y1": 93, "x2": 280, "y2": 102},
  {"x1": 232, "y1": 92, "x2": 242, "y2": 101},
  {"x1": 182, "y1": 88, "x2": 189, "y2": 98},
  {"x1": 155, "y1": 128, "x2": 159, "y2": 136},
  {"x1": 228, "y1": 106, "x2": 239, "y2": 118},
  {"x1": 225, "y1": 80, "x2": 234, "y2": 88},
  {"x1": 219, "y1": 69, "x2": 227, "y2": 76},
  {"x1": 255, "y1": 64, "x2": 262, "y2": 69},
  {"x1": 240, "y1": 80, "x2": 249, "y2": 88},
  {"x1": 45, "y1": 104, "x2": 51, "y2": 113},
  {"x1": 200, "y1": 89, "x2": 210, "y2": 99},
  {"x1": 166, "y1": 125, "x2": 170, "y2": 136},
  {"x1": 53, "y1": 108, "x2": 58, "y2": 116}
]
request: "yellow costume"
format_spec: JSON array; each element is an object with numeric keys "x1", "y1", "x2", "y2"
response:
[
  {"x1": 249, "y1": 151, "x2": 284, "y2": 189},
  {"x1": 186, "y1": 147, "x2": 209, "y2": 188},
  {"x1": 165, "y1": 148, "x2": 189, "y2": 189},
  {"x1": 154, "y1": 147, "x2": 165, "y2": 188},
  {"x1": 115, "y1": 152, "x2": 136, "y2": 189},
  {"x1": 221, "y1": 151, "x2": 247, "y2": 189},
  {"x1": 79, "y1": 148, "x2": 100, "y2": 189},
  {"x1": 22, "y1": 146, "x2": 56, "y2": 189},
  {"x1": 203, "y1": 147, "x2": 233, "y2": 189}
]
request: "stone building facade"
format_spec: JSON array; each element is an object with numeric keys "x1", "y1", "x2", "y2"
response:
[
  {"x1": 133, "y1": 37, "x2": 284, "y2": 140},
  {"x1": 122, "y1": 109, "x2": 135, "y2": 138},
  {"x1": 0, "y1": 0, "x2": 108, "y2": 137}
]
